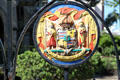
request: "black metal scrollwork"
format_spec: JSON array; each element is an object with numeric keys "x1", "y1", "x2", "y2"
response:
[{"x1": 2, "y1": 0, "x2": 119, "y2": 80}]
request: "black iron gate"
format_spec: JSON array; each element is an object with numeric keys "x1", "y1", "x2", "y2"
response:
[{"x1": 0, "y1": 0, "x2": 120, "y2": 80}]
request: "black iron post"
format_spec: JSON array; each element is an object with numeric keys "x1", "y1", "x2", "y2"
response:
[
  {"x1": 64, "y1": 68, "x2": 69, "y2": 80},
  {"x1": 0, "y1": 39, "x2": 7, "y2": 80},
  {"x1": 6, "y1": 0, "x2": 13, "y2": 80}
]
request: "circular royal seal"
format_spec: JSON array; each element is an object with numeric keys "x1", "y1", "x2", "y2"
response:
[{"x1": 33, "y1": 1, "x2": 100, "y2": 68}]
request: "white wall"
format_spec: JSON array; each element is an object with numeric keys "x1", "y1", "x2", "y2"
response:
[{"x1": 95, "y1": 0, "x2": 104, "y2": 31}]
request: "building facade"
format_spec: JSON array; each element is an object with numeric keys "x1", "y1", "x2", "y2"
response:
[{"x1": 0, "y1": 0, "x2": 48, "y2": 70}]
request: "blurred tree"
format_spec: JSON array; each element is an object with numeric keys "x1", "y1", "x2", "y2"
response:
[{"x1": 105, "y1": 0, "x2": 120, "y2": 27}]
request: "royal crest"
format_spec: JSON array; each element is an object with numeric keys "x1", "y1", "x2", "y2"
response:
[{"x1": 35, "y1": 3, "x2": 99, "y2": 65}]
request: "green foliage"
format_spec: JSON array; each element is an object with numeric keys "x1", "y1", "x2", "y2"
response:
[
  {"x1": 16, "y1": 49, "x2": 94, "y2": 80},
  {"x1": 16, "y1": 33, "x2": 120, "y2": 79},
  {"x1": 90, "y1": 52, "x2": 101, "y2": 65},
  {"x1": 105, "y1": 11, "x2": 119, "y2": 27},
  {"x1": 101, "y1": 56, "x2": 117, "y2": 70},
  {"x1": 105, "y1": 0, "x2": 119, "y2": 8},
  {"x1": 98, "y1": 33, "x2": 120, "y2": 56},
  {"x1": 94, "y1": 33, "x2": 119, "y2": 74},
  {"x1": 16, "y1": 49, "x2": 62, "y2": 80},
  {"x1": 101, "y1": 46, "x2": 114, "y2": 56},
  {"x1": 90, "y1": 52, "x2": 117, "y2": 74},
  {"x1": 69, "y1": 63, "x2": 94, "y2": 80},
  {"x1": 105, "y1": 0, "x2": 120, "y2": 27},
  {"x1": 90, "y1": 52, "x2": 105, "y2": 74},
  {"x1": 114, "y1": 35, "x2": 120, "y2": 46},
  {"x1": 99, "y1": 33, "x2": 112, "y2": 47}
]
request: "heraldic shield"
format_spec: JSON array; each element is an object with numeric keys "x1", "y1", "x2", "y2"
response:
[{"x1": 33, "y1": 1, "x2": 99, "y2": 67}]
